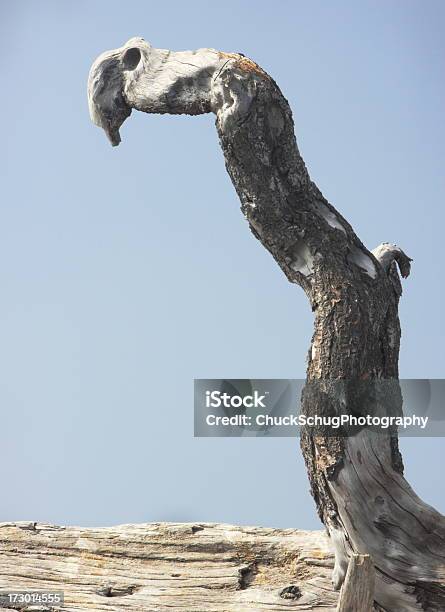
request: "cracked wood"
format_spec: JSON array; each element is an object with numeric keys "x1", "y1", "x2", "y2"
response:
[{"x1": 0, "y1": 522, "x2": 337, "y2": 611}]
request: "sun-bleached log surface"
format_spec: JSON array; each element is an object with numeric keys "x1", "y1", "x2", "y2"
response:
[{"x1": 0, "y1": 521, "x2": 338, "y2": 611}]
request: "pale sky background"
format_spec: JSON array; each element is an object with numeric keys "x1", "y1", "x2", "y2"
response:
[{"x1": 1, "y1": 0, "x2": 444, "y2": 529}]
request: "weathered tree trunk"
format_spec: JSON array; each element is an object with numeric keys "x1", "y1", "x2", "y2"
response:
[
  {"x1": 88, "y1": 38, "x2": 445, "y2": 610},
  {"x1": 0, "y1": 521, "x2": 338, "y2": 611}
]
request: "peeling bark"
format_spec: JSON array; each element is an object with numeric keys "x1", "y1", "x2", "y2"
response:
[{"x1": 88, "y1": 39, "x2": 445, "y2": 610}]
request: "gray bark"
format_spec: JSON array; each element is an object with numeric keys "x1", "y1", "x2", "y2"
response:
[
  {"x1": 0, "y1": 521, "x2": 338, "y2": 611},
  {"x1": 88, "y1": 38, "x2": 445, "y2": 610}
]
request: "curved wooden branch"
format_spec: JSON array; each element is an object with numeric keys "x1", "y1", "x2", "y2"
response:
[{"x1": 88, "y1": 38, "x2": 445, "y2": 611}]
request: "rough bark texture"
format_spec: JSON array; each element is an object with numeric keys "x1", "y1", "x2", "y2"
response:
[
  {"x1": 0, "y1": 521, "x2": 338, "y2": 611},
  {"x1": 87, "y1": 38, "x2": 445, "y2": 610}
]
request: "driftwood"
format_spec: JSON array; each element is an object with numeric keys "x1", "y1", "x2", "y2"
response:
[
  {"x1": 0, "y1": 521, "x2": 339, "y2": 611},
  {"x1": 86, "y1": 39, "x2": 445, "y2": 610}
]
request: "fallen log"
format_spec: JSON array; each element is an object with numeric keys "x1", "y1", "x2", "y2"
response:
[{"x1": 0, "y1": 521, "x2": 338, "y2": 611}]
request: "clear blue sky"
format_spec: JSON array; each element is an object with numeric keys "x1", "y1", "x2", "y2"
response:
[{"x1": 1, "y1": 0, "x2": 444, "y2": 528}]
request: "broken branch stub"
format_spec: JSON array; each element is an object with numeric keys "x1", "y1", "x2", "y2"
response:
[{"x1": 336, "y1": 554, "x2": 375, "y2": 612}]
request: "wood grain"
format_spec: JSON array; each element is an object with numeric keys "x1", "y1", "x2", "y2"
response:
[
  {"x1": 336, "y1": 554, "x2": 374, "y2": 612},
  {"x1": 0, "y1": 521, "x2": 338, "y2": 611}
]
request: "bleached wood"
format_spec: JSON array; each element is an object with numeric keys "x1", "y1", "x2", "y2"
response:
[
  {"x1": 0, "y1": 521, "x2": 338, "y2": 611},
  {"x1": 336, "y1": 554, "x2": 374, "y2": 612}
]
